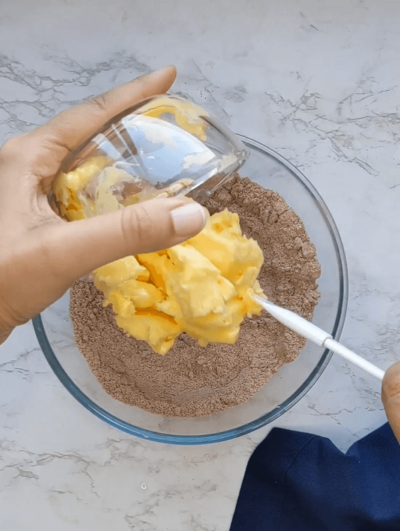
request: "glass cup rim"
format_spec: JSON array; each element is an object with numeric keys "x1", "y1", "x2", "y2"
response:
[{"x1": 33, "y1": 136, "x2": 349, "y2": 446}]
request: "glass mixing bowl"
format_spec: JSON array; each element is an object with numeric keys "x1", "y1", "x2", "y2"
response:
[{"x1": 33, "y1": 137, "x2": 348, "y2": 445}]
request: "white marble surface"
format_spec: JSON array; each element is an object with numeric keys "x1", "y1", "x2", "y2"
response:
[{"x1": 1, "y1": 0, "x2": 400, "y2": 529}]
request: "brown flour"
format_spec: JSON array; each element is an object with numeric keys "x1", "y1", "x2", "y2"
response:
[{"x1": 70, "y1": 175, "x2": 321, "y2": 417}]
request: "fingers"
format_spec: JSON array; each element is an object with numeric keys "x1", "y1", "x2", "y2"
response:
[
  {"x1": 382, "y1": 362, "x2": 400, "y2": 443},
  {"x1": 31, "y1": 65, "x2": 176, "y2": 158},
  {"x1": 45, "y1": 198, "x2": 207, "y2": 282}
]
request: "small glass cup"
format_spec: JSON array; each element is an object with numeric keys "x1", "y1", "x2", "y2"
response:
[{"x1": 52, "y1": 94, "x2": 249, "y2": 220}]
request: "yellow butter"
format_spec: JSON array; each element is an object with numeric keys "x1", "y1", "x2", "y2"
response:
[
  {"x1": 140, "y1": 96, "x2": 208, "y2": 141},
  {"x1": 93, "y1": 210, "x2": 265, "y2": 355}
]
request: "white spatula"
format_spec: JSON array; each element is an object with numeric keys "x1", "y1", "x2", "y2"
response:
[{"x1": 253, "y1": 295, "x2": 385, "y2": 381}]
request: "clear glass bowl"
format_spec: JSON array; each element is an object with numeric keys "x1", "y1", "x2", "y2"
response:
[
  {"x1": 33, "y1": 137, "x2": 348, "y2": 445},
  {"x1": 51, "y1": 94, "x2": 248, "y2": 220}
]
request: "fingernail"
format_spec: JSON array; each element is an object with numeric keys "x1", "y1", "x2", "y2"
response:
[
  {"x1": 170, "y1": 203, "x2": 207, "y2": 237},
  {"x1": 145, "y1": 65, "x2": 176, "y2": 79}
]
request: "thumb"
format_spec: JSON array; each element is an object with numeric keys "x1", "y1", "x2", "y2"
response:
[
  {"x1": 382, "y1": 362, "x2": 400, "y2": 443},
  {"x1": 47, "y1": 198, "x2": 206, "y2": 281}
]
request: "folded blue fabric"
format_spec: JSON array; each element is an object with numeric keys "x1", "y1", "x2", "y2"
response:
[{"x1": 230, "y1": 423, "x2": 400, "y2": 530}]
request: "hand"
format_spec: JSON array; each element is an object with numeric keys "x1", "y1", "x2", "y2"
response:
[
  {"x1": 0, "y1": 66, "x2": 206, "y2": 344},
  {"x1": 382, "y1": 362, "x2": 400, "y2": 443}
]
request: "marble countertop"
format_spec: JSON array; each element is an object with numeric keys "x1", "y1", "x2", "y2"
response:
[{"x1": 1, "y1": 1, "x2": 399, "y2": 529}]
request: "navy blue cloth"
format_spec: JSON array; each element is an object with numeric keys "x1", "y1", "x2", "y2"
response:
[{"x1": 230, "y1": 423, "x2": 400, "y2": 530}]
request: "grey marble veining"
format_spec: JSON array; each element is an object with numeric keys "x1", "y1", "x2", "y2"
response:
[{"x1": 1, "y1": 1, "x2": 400, "y2": 529}]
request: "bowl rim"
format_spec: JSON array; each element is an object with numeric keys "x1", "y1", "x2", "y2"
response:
[{"x1": 33, "y1": 136, "x2": 349, "y2": 445}]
